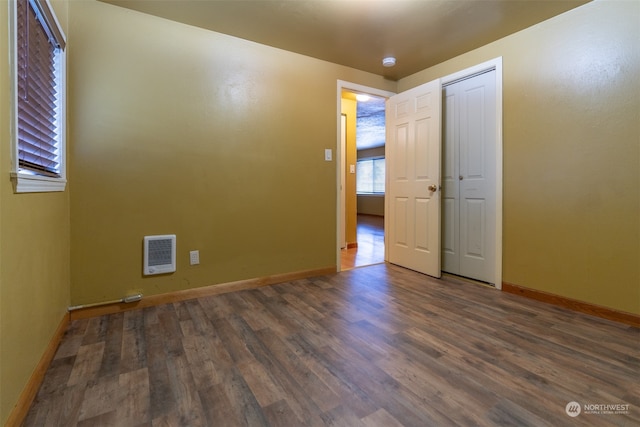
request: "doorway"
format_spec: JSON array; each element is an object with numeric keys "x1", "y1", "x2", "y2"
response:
[{"x1": 336, "y1": 81, "x2": 394, "y2": 271}]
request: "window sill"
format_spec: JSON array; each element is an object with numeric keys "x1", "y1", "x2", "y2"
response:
[
  {"x1": 357, "y1": 193, "x2": 385, "y2": 197},
  {"x1": 11, "y1": 173, "x2": 67, "y2": 193}
]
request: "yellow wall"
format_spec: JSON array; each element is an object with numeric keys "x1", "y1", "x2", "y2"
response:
[
  {"x1": 399, "y1": 0, "x2": 640, "y2": 315},
  {"x1": 67, "y1": 1, "x2": 395, "y2": 305},
  {"x1": 357, "y1": 195, "x2": 385, "y2": 217},
  {"x1": 341, "y1": 97, "x2": 357, "y2": 247},
  {"x1": 0, "y1": 0, "x2": 71, "y2": 423}
]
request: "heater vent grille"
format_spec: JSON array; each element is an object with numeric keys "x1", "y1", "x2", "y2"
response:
[{"x1": 144, "y1": 235, "x2": 176, "y2": 275}]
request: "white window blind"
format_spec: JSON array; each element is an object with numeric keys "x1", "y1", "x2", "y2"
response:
[
  {"x1": 356, "y1": 158, "x2": 385, "y2": 194},
  {"x1": 16, "y1": 0, "x2": 65, "y2": 178}
]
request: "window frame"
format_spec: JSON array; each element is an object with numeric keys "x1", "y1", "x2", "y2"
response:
[
  {"x1": 356, "y1": 156, "x2": 386, "y2": 195},
  {"x1": 9, "y1": 0, "x2": 67, "y2": 193}
]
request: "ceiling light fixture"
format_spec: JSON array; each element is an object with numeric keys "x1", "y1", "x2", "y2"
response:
[
  {"x1": 356, "y1": 94, "x2": 370, "y2": 102},
  {"x1": 382, "y1": 56, "x2": 396, "y2": 67}
]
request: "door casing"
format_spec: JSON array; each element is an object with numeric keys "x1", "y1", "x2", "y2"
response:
[{"x1": 336, "y1": 81, "x2": 395, "y2": 271}]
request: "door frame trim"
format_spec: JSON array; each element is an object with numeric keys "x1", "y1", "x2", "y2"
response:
[
  {"x1": 336, "y1": 80, "x2": 395, "y2": 271},
  {"x1": 441, "y1": 57, "x2": 503, "y2": 289}
]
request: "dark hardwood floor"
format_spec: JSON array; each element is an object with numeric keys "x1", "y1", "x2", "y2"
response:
[
  {"x1": 341, "y1": 214, "x2": 384, "y2": 271},
  {"x1": 24, "y1": 263, "x2": 639, "y2": 426}
]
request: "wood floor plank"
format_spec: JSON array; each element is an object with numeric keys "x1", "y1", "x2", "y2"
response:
[
  {"x1": 314, "y1": 345, "x2": 397, "y2": 418},
  {"x1": 219, "y1": 367, "x2": 271, "y2": 426},
  {"x1": 76, "y1": 374, "x2": 119, "y2": 422},
  {"x1": 235, "y1": 359, "x2": 287, "y2": 408},
  {"x1": 261, "y1": 399, "x2": 304, "y2": 427},
  {"x1": 143, "y1": 307, "x2": 176, "y2": 421},
  {"x1": 117, "y1": 367, "x2": 151, "y2": 426},
  {"x1": 198, "y1": 381, "x2": 242, "y2": 427},
  {"x1": 260, "y1": 330, "x2": 342, "y2": 413},
  {"x1": 80, "y1": 316, "x2": 109, "y2": 346},
  {"x1": 228, "y1": 314, "x2": 330, "y2": 421},
  {"x1": 361, "y1": 408, "x2": 404, "y2": 427},
  {"x1": 401, "y1": 323, "x2": 580, "y2": 425},
  {"x1": 97, "y1": 313, "x2": 123, "y2": 378},
  {"x1": 42, "y1": 385, "x2": 86, "y2": 427},
  {"x1": 236, "y1": 291, "x2": 294, "y2": 337},
  {"x1": 184, "y1": 299, "x2": 217, "y2": 336},
  {"x1": 318, "y1": 316, "x2": 389, "y2": 363},
  {"x1": 320, "y1": 404, "x2": 365, "y2": 427},
  {"x1": 210, "y1": 315, "x2": 258, "y2": 365},
  {"x1": 54, "y1": 318, "x2": 89, "y2": 361},
  {"x1": 30, "y1": 355, "x2": 76, "y2": 399},
  {"x1": 281, "y1": 292, "x2": 325, "y2": 322},
  {"x1": 24, "y1": 385, "x2": 80, "y2": 426},
  {"x1": 297, "y1": 349, "x2": 374, "y2": 416},
  {"x1": 66, "y1": 341, "x2": 105, "y2": 386},
  {"x1": 165, "y1": 354, "x2": 207, "y2": 426},
  {"x1": 182, "y1": 335, "x2": 225, "y2": 389},
  {"x1": 121, "y1": 310, "x2": 148, "y2": 374},
  {"x1": 486, "y1": 398, "x2": 554, "y2": 427},
  {"x1": 151, "y1": 409, "x2": 183, "y2": 427},
  {"x1": 24, "y1": 263, "x2": 640, "y2": 426},
  {"x1": 76, "y1": 409, "x2": 118, "y2": 427},
  {"x1": 311, "y1": 340, "x2": 435, "y2": 426},
  {"x1": 156, "y1": 305, "x2": 185, "y2": 359}
]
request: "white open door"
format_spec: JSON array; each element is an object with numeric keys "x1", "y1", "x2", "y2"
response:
[{"x1": 386, "y1": 79, "x2": 442, "y2": 277}]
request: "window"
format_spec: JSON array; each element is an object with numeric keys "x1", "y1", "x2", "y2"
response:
[
  {"x1": 356, "y1": 158, "x2": 385, "y2": 194},
  {"x1": 10, "y1": 0, "x2": 67, "y2": 192}
]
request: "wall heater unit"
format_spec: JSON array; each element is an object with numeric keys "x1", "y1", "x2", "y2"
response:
[{"x1": 143, "y1": 234, "x2": 176, "y2": 275}]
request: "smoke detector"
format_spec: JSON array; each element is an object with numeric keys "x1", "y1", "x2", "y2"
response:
[{"x1": 382, "y1": 57, "x2": 396, "y2": 67}]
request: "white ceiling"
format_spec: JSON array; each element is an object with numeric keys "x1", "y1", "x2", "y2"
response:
[{"x1": 99, "y1": 0, "x2": 589, "y2": 81}]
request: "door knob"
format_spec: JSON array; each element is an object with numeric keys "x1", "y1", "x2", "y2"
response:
[{"x1": 428, "y1": 184, "x2": 438, "y2": 192}]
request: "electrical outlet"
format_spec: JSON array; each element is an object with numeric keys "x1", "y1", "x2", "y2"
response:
[{"x1": 189, "y1": 250, "x2": 200, "y2": 265}]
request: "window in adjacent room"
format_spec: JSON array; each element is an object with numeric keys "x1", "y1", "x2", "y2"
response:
[
  {"x1": 356, "y1": 157, "x2": 385, "y2": 194},
  {"x1": 10, "y1": 0, "x2": 67, "y2": 193}
]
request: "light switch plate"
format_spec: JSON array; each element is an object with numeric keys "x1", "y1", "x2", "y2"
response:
[
  {"x1": 324, "y1": 149, "x2": 332, "y2": 161},
  {"x1": 350, "y1": 164, "x2": 355, "y2": 174}
]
